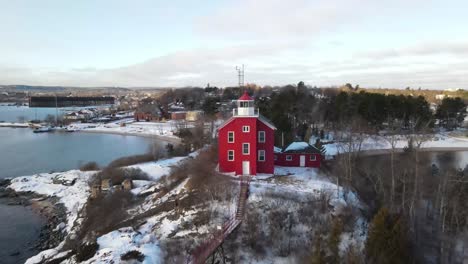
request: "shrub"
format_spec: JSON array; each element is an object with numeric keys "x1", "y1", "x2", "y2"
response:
[
  {"x1": 121, "y1": 250, "x2": 145, "y2": 262},
  {"x1": 90, "y1": 167, "x2": 150, "y2": 186},
  {"x1": 80, "y1": 162, "x2": 100, "y2": 171},
  {"x1": 107, "y1": 154, "x2": 155, "y2": 168},
  {"x1": 75, "y1": 242, "x2": 99, "y2": 262},
  {"x1": 77, "y1": 191, "x2": 134, "y2": 242}
]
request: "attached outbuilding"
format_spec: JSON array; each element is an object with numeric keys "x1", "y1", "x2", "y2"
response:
[{"x1": 274, "y1": 141, "x2": 322, "y2": 168}]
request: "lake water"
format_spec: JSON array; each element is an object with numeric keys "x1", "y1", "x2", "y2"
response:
[
  {"x1": 0, "y1": 203, "x2": 45, "y2": 264},
  {"x1": 0, "y1": 127, "x2": 159, "y2": 178},
  {"x1": 0, "y1": 105, "x2": 64, "y2": 123},
  {"x1": 0, "y1": 105, "x2": 112, "y2": 123}
]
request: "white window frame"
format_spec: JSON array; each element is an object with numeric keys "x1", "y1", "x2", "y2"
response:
[
  {"x1": 310, "y1": 155, "x2": 317, "y2": 161},
  {"x1": 242, "y1": 126, "x2": 250, "y2": 133},
  {"x1": 286, "y1": 155, "x2": 292, "y2": 161},
  {"x1": 258, "y1": 150, "x2": 265, "y2": 161},
  {"x1": 242, "y1": 143, "x2": 250, "y2": 155},
  {"x1": 258, "y1": 131, "x2": 265, "y2": 143},
  {"x1": 228, "y1": 131, "x2": 235, "y2": 143},
  {"x1": 228, "y1": 150, "x2": 235, "y2": 161}
]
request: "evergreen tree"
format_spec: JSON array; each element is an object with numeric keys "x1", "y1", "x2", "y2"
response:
[
  {"x1": 314, "y1": 139, "x2": 326, "y2": 156},
  {"x1": 365, "y1": 208, "x2": 411, "y2": 264}
]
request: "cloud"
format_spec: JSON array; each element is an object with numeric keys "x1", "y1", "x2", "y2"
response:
[
  {"x1": 359, "y1": 41, "x2": 468, "y2": 59},
  {"x1": 1, "y1": 42, "x2": 467, "y2": 90},
  {"x1": 196, "y1": 0, "x2": 362, "y2": 40}
]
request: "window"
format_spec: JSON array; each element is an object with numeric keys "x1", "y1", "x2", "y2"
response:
[
  {"x1": 286, "y1": 155, "x2": 292, "y2": 161},
  {"x1": 242, "y1": 126, "x2": 250, "y2": 133},
  {"x1": 242, "y1": 143, "x2": 250, "y2": 155},
  {"x1": 310, "y1": 155, "x2": 317, "y2": 161},
  {"x1": 274, "y1": 155, "x2": 278, "y2": 161},
  {"x1": 228, "y1": 150, "x2": 234, "y2": 161},
  {"x1": 258, "y1": 131, "x2": 265, "y2": 143},
  {"x1": 258, "y1": 150, "x2": 265, "y2": 161},
  {"x1": 228, "y1": 131, "x2": 234, "y2": 143},
  {"x1": 240, "y1": 101, "x2": 248, "y2": 107}
]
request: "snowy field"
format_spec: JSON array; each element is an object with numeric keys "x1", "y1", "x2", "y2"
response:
[
  {"x1": 322, "y1": 133, "x2": 468, "y2": 157},
  {"x1": 67, "y1": 120, "x2": 193, "y2": 142},
  {"x1": 230, "y1": 167, "x2": 367, "y2": 263}
]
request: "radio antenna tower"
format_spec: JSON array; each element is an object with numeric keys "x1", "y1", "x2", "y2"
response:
[{"x1": 235, "y1": 64, "x2": 245, "y2": 88}]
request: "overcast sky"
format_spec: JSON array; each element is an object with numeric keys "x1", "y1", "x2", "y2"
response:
[{"x1": 1, "y1": 0, "x2": 467, "y2": 89}]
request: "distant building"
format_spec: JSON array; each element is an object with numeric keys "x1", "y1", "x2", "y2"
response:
[
  {"x1": 101, "y1": 179, "x2": 112, "y2": 191},
  {"x1": 63, "y1": 109, "x2": 96, "y2": 121},
  {"x1": 274, "y1": 142, "x2": 322, "y2": 168},
  {"x1": 186, "y1": 110, "x2": 204, "y2": 121},
  {"x1": 122, "y1": 179, "x2": 133, "y2": 191},
  {"x1": 171, "y1": 111, "x2": 187, "y2": 120},
  {"x1": 134, "y1": 102, "x2": 163, "y2": 122},
  {"x1": 218, "y1": 92, "x2": 276, "y2": 176}
]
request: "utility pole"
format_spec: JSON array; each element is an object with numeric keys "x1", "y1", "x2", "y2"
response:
[{"x1": 235, "y1": 64, "x2": 245, "y2": 88}]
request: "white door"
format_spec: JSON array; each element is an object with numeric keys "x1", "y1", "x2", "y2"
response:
[
  {"x1": 242, "y1": 161, "x2": 250, "y2": 175},
  {"x1": 300, "y1": 155, "x2": 306, "y2": 167}
]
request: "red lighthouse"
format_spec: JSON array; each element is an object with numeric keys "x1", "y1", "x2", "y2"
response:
[{"x1": 218, "y1": 92, "x2": 276, "y2": 176}]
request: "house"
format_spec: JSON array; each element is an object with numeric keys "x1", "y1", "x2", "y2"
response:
[
  {"x1": 134, "y1": 102, "x2": 163, "y2": 122},
  {"x1": 218, "y1": 92, "x2": 276, "y2": 176},
  {"x1": 274, "y1": 141, "x2": 322, "y2": 168}
]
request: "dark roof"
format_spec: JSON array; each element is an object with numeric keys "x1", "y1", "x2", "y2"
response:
[{"x1": 136, "y1": 103, "x2": 161, "y2": 115}]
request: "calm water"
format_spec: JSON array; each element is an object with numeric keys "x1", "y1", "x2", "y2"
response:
[
  {"x1": 0, "y1": 127, "x2": 158, "y2": 178},
  {"x1": 0, "y1": 203, "x2": 45, "y2": 264},
  {"x1": 0, "y1": 105, "x2": 63, "y2": 123}
]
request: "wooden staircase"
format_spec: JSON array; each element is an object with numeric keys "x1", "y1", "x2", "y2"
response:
[
  {"x1": 188, "y1": 175, "x2": 251, "y2": 264},
  {"x1": 236, "y1": 176, "x2": 250, "y2": 219}
]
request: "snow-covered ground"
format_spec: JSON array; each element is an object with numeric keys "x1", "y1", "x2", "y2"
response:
[
  {"x1": 228, "y1": 167, "x2": 367, "y2": 263},
  {"x1": 0, "y1": 122, "x2": 29, "y2": 127},
  {"x1": 83, "y1": 227, "x2": 163, "y2": 264},
  {"x1": 66, "y1": 120, "x2": 192, "y2": 142},
  {"x1": 253, "y1": 167, "x2": 364, "y2": 223},
  {"x1": 324, "y1": 133, "x2": 468, "y2": 157}
]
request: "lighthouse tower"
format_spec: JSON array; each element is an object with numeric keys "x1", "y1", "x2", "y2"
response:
[
  {"x1": 235, "y1": 92, "x2": 257, "y2": 116},
  {"x1": 217, "y1": 92, "x2": 276, "y2": 176}
]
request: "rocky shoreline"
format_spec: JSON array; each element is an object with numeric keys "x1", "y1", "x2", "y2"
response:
[{"x1": 0, "y1": 179, "x2": 67, "y2": 257}]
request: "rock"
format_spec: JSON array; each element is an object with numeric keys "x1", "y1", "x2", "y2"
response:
[
  {"x1": 57, "y1": 222, "x2": 67, "y2": 230},
  {"x1": 0, "y1": 179, "x2": 11, "y2": 187}
]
